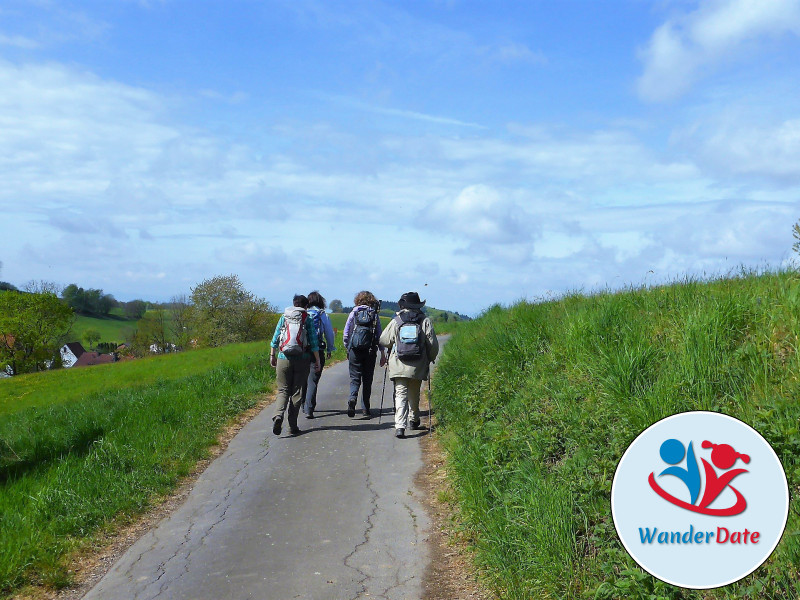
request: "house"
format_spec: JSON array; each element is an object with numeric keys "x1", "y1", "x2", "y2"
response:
[
  {"x1": 60, "y1": 342, "x2": 86, "y2": 368},
  {"x1": 73, "y1": 352, "x2": 118, "y2": 368}
]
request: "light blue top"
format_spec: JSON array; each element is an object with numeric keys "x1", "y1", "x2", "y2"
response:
[
  {"x1": 270, "y1": 310, "x2": 320, "y2": 360},
  {"x1": 308, "y1": 307, "x2": 337, "y2": 352}
]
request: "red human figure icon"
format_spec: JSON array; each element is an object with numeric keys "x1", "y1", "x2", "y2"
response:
[{"x1": 698, "y1": 441, "x2": 750, "y2": 512}]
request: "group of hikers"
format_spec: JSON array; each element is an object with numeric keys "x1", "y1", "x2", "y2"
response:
[{"x1": 268, "y1": 290, "x2": 439, "y2": 439}]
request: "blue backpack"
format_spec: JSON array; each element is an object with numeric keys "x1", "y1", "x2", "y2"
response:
[{"x1": 309, "y1": 307, "x2": 326, "y2": 349}]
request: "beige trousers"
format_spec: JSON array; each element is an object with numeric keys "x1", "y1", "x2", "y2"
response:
[{"x1": 393, "y1": 377, "x2": 422, "y2": 430}]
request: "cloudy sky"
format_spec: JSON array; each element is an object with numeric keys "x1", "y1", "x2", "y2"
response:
[{"x1": 1, "y1": 0, "x2": 799, "y2": 315}]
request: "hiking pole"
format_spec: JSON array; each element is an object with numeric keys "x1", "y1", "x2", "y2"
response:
[
  {"x1": 378, "y1": 364, "x2": 387, "y2": 424},
  {"x1": 427, "y1": 365, "x2": 433, "y2": 435}
]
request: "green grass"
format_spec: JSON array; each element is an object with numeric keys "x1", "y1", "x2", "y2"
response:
[
  {"x1": 0, "y1": 343, "x2": 273, "y2": 597},
  {"x1": 0, "y1": 343, "x2": 268, "y2": 417},
  {"x1": 433, "y1": 270, "x2": 800, "y2": 599},
  {"x1": 70, "y1": 313, "x2": 137, "y2": 345}
]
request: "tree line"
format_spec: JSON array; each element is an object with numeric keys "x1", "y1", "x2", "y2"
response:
[{"x1": 0, "y1": 273, "x2": 278, "y2": 374}]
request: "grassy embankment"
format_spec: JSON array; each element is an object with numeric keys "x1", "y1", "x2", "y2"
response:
[
  {"x1": 0, "y1": 343, "x2": 273, "y2": 597},
  {"x1": 433, "y1": 271, "x2": 800, "y2": 599}
]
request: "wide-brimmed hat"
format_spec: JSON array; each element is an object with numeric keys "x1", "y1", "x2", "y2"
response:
[{"x1": 398, "y1": 291, "x2": 426, "y2": 309}]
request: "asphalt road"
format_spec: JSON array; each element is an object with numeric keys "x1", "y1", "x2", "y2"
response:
[{"x1": 83, "y1": 352, "x2": 434, "y2": 600}]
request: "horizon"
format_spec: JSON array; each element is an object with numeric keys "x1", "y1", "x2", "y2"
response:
[{"x1": 2, "y1": 1, "x2": 799, "y2": 315}]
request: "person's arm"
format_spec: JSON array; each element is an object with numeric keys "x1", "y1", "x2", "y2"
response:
[
  {"x1": 374, "y1": 314, "x2": 387, "y2": 365},
  {"x1": 378, "y1": 318, "x2": 394, "y2": 367},
  {"x1": 424, "y1": 318, "x2": 439, "y2": 363},
  {"x1": 270, "y1": 316, "x2": 284, "y2": 368},
  {"x1": 342, "y1": 311, "x2": 355, "y2": 349},
  {"x1": 322, "y1": 312, "x2": 336, "y2": 356}
]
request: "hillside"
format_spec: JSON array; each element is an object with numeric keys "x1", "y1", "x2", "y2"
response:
[
  {"x1": 433, "y1": 271, "x2": 800, "y2": 599},
  {"x1": 0, "y1": 343, "x2": 273, "y2": 595}
]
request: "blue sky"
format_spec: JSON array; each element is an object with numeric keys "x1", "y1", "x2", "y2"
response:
[{"x1": 1, "y1": 0, "x2": 799, "y2": 315}]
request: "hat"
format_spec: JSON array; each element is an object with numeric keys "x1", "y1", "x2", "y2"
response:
[{"x1": 398, "y1": 291, "x2": 426, "y2": 309}]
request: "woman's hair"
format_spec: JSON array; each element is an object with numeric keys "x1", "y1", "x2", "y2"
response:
[
  {"x1": 354, "y1": 290, "x2": 378, "y2": 309},
  {"x1": 307, "y1": 290, "x2": 326, "y2": 309},
  {"x1": 293, "y1": 294, "x2": 309, "y2": 308}
]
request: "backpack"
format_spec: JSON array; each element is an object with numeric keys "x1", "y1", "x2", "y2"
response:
[
  {"x1": 308, "y1": 307, "x2": 326, "y2": 349},
  {"x1": 279, "y1": 307, "x2": 307, "y2": 357},
  {"x1": 348, "y1": 306, "x2": 377, "y2": 352},
  {"x1": 394, "y1": 311, "x2": 425, "y2": 360}
]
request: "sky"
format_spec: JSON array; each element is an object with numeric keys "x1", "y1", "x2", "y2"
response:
[{"x1": 1, "y1": 0, "x2": 799, "y2": 315}]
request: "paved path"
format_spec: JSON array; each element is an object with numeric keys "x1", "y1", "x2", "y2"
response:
[{"x1": 83, "y1": 353, "x2": 433, "y2": 600}]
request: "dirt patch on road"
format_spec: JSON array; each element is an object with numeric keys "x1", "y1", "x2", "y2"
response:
[
  {"x1": 14, "y1": 393, "x2": 276, "y2": 600},
  {"x1": 415, "y1": 413, "x2": 495, "y2": 599}
]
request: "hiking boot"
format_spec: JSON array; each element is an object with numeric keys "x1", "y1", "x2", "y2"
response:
[
  {"x1": 290, "y1": 426, "x2": 301, "y2": 435},
  {"x1": 347, "y1": 399, "x2": 356, "y2": 418},
  {"x1": 395, "y1": 428, "x2": 405, "y2": 439},
  {"x1": 410, "y1": 419, "x2": 421, "y2": 430},
  {"x1": 362, "y1": 408, "x2": 372, "y2": 418},
  {"x1": 272, "y1": 417, "x2": 283, "y2": 436},
  {"x1": 305, "y1": 412, "x2": 315, "y2": 419}
]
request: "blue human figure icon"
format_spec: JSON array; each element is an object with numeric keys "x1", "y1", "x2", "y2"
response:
[{"x1": 658, "y1": 439, "x2": 701, "y2": 505}]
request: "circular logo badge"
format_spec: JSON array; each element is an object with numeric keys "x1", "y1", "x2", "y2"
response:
[{"x1": 611, "y1": 411, "x2": 789, "y2": 589}]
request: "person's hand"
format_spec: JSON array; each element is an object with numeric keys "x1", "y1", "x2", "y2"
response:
[
  {"x1": 326, "y1": 351, "x2": 332, "y2": 360},
  {"x1": 380, "y1": 355, "x2": 387, "y2": 367},
  {"x1": 270, "y1": 354, "x2": 277, "y2": 368},
  {"x1": 314, "y1": 361, "x2": 322, "y2": 373}
]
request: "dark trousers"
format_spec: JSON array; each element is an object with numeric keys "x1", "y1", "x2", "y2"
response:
[
  {"x1": 348, "y1": 348, "x2": 376, "y2": 410},
  {"x1": 274, "y1": 357, "x2": 311, "y2": 430},
  {"x1": 303, "y1": 352, "x2": 326, "y2": 415}
]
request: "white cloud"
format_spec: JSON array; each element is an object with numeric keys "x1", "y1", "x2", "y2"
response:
[
  {"x1": 426, "y1": 184, "x2": 536, "y2": 245},
  {"x1": 673, "y1": 116, "x2": 800, "y2": 184},
  {"x1": 479, "y1": 42, "x2": 547, "y2": 65},
  {"x1": 0, "y1": 33, "x2": 40, "y2": 49},
  {"x1": 638, "y1": 0, "x2": 800, "y2": 101}
]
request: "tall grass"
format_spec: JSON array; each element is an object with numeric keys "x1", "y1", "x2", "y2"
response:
[
  {"x1": 0, "y1": 343, "x2": 273, "y2": 596},
  {"x1": 433, "y1": 271, "x2": 800, "y2": 599}
]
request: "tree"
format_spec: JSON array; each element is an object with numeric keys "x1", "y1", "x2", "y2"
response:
[
  {"x1": 83, "y1": 328, "x2": 101, "y2": 350},
  {"x1": 169, "y1": 294, "x2": 193, "y2": 350},
  {"x1": 0, "y1": 291, "x2": 74, "y2": 374},
  {"x1": 129, "y1": 310, "x2": 172, "y2": 356},
  {"x1": 190, "y1": 275, "x2": 277, "y2": 346},
  {"x1": 123, "y1": 299, "x2": 148, "y2": 320},
  {"x1": 62, "y1": 284, "x2": 116, "y2": 316},
  {"x1": 330, "y1": 299, "x2": 343, "y2": 313},
  {"x1": 793, "y1": 220, "x2": 800, "y2": 257}
]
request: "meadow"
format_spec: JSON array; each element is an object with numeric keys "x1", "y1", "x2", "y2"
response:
[
  {"x1": 433, "y1": 270, "x2": 800, "y2": 599},
  {"x1": 0, "y1": 342, "x2": 273, "y2": 596}
]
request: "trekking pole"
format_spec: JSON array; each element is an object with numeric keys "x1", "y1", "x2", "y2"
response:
[
  {"x1": 378, "y1": 364, "x2": 387, "y2": 424},
  {"x1": 427, "y1": 366, "x2": 433, "y2": 435}
]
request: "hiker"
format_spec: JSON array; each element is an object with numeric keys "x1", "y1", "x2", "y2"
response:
[
  {"x1": 379, "y1": 292, "x2": 439, "y2": 438},
  {"x1": 270, "y1": 294, "x2": 321, "y2": 436},
  {"x1": 302, "y1": 290, "x2": 337, "y2": 419},
  {"x1": 343, "y1": 290, "x2": 387, "y2": 418}
]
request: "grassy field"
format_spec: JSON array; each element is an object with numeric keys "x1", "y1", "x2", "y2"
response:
[
  {"x1": 69, "y1": 309, "x2": 173, "y2": 347},
  {"x1": 0, "y1": 342, "x2": 273, "y2": 597},
  {"x1": 433, "y1": 270, "x2": 800, "y2": 599}
]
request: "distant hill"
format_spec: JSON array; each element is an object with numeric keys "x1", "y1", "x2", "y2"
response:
[{"x1": 339, "y1": 300, "x2": 471, "y2": 323}]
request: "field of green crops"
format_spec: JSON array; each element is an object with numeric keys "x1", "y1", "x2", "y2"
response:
[
  {"x1": 433, "y1": 270, "x2": 800, "y2": 599},
  {"x1": 0, "y1": 342, "x2": 273, "y2": 597}
]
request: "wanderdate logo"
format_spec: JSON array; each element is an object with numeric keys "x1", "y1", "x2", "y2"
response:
[
  {"x1": 649, "y1": 438, "x2": 750, "y2": 516},
  {"x1": 612, "y1": 412, "x2": 789, "y2": 589}
]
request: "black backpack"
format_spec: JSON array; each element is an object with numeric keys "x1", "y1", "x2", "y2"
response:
[
  {"x1": 348, "y1": 307, "x2": 377, "y2": 352},
  {"x1": 394, "y1": 311, "x2": 425, "y2": 360}
]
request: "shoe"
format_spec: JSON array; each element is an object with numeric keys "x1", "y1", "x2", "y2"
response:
[
  {"x1": 290, "y1": 426, "x2": 301, "y2": 435},
  {"x1": 362, "y1": 408, "x2": 372, "y2": 418},
  {"x1": 395, "y1": 428, "x2": 405, "y2": 439},
  {"x1": 272, "y1": 417, "x2": 283, "y2": 436},
  {"x1": 305, "y1": 412, "x2": 315, "y2": 419},
  {"x1": 410, "y1": 419, "x2": 421, "y2": 430},
  {"x1": 347, "y1": 399, "x2": 356, "y2": 418}
]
